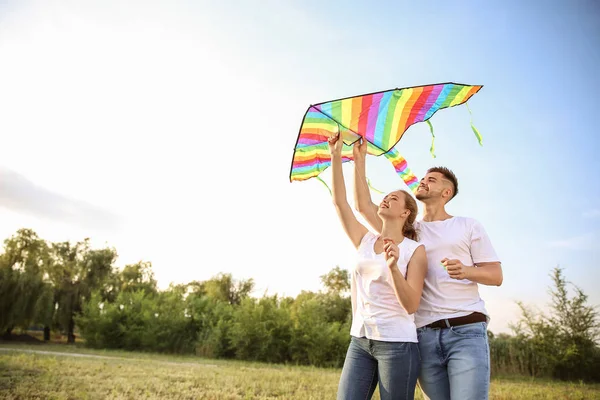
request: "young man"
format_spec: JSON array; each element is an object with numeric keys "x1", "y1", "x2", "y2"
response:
[{"x1": 352, "y1": 139, "x2": 503, "y2": 400}]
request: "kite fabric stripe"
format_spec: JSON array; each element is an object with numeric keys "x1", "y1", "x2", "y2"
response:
[{"x1": 289, "y1": 82, "x2": 483, "y2": 192}]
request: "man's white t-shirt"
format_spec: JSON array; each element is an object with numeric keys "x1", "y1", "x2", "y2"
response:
[
  {"x1": 414, "y1": 216, "x2": 500, "y2": 328},
  {"x1": 350, "y1": 231, "x2": 423, "y2": 342}
]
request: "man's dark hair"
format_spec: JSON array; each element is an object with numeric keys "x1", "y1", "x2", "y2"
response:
[{"x1": 427, "y1": 166, "x2": 459, "y2": 199}]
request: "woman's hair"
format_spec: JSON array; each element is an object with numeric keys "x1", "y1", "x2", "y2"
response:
[{"x1": 400, "y1": 191, "x2": 418, "y2": 241}]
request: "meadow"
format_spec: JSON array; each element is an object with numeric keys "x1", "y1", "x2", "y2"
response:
[{"x1": 1, "y1": 344, "x2": 599, "y2": 400}]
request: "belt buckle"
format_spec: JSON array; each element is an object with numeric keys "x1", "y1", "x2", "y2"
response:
[{"x1": 443, "y1": 319, "x2": 451, "y2": 328}]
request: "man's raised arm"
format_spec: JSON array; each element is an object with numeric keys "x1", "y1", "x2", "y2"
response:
[{"x1": 353, "y1": 139, "x2": 383, "y2": 233}]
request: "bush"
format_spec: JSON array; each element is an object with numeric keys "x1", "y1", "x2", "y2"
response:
[
  {"x1": 228, "y1": 295, "x2": 293, "y2": 363},
  {"x1": 75, "y1": 265, "x2": 599, "y2": 379},
  {"x1": 489, "y1": 266, "x2": 600, "y2": 382},
  {"x1": 193, "y1": 299, "x2": 235, "y2": 358},
  {"x1": 77, "y1": 289, "x2": 198, "y2": 354}
]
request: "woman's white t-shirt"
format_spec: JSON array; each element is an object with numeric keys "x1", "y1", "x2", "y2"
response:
[{"x1": 350, "y1": 231, "x2": 423, "y2": 342}]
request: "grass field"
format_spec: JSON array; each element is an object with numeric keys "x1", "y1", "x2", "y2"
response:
[{"x1": 1, "y1": 344, "x2": 598, "y2": 399}]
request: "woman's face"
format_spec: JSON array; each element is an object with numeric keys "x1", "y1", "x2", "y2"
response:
[{"x1": 378, "y1": 190, "x2": 408, "y2": 219}]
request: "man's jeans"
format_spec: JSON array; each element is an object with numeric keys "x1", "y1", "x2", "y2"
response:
[
  {"x1": 416, "y1": 322, "x2": 490, "y2": 400},
  {"x1": 337, "y1": 336, "x2": 420, "y2": 400}
]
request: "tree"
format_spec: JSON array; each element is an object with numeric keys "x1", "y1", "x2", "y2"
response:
[
  {"x1": 117, "y1": 261, "x2": 158, "y2": 296},
  {"x1": 548, "y1": 266, "x2": 599, "y2": 345},
  {"x1": 48, "y1": 239, "x2": 117, "y2": 343},
  {"x1": 511, "y1": 266, "x2": 600, "y2": 381},
  {"x1": 35, "y1": 283, "x2": 55, "y2": 341},
  {"x1": 547, "y1": 266, "x2": 599, "y2": 380},
  {"x1": 320, "y1": 266, "x2": 350, "y2": 295},
  {"x1": 0, "y1": 229, "x2": 50, "y2": 338},
  {"x1": 202, "y1": 273, "x2": 254, "y2": 305}
]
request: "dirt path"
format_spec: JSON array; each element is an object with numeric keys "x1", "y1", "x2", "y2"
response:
[{"x1": 0, "y1": 347, "x2": 217, "y2": 368}]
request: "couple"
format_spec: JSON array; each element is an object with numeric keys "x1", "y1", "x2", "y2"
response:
[{"x1": 329, "y1": 134, "x2": 503, "y2": 400}]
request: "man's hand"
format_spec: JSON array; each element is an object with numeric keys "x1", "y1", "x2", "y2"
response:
[
  {"x1": 383, "y1": 238, "x2": 399, "y2": 269},
  {"x1": 442, "y1": 258, "x2": 473, "y2": 281},
  {"x1": 352, "y1": 137, "x2": 367, "y2": 162}
]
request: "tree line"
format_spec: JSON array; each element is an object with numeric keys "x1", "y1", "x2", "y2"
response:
[{"x1": 0, "y1": 228, "x2": 598, "y2": 381}]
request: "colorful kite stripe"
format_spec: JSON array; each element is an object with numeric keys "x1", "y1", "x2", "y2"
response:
[
  {"x1": 290, "y1": 143, "x2": 354, "y2": 181},
  {"x1": 289, "y1": 82, "x2": 482, "y2": 192},
  {"x1": 290, "y1": 142, "x2": 418, "y2": 192},
  {"x1": 311, "y1": 83, "x2": 480, "y2": 152}
]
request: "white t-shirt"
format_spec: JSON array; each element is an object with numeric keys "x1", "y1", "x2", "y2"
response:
[
  {"x1": 350, "y1": 231, "x2": 424, "y2": 342},
  {"x1": 414, "y1": 216, "x2": 500, "y2": 328}
]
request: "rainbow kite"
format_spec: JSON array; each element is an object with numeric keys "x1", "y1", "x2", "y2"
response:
[{"x1": 289, "y1": 82, "x2": 483, "y2": 192}]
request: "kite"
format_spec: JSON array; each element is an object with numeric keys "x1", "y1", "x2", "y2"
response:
[{"x1": 289, "y1": 82, "x2": 483, "y2": 193}]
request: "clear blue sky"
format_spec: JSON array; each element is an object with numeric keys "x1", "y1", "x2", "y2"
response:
[{"x1": 0, "y1": 0, "x2": 598, "y2": 333}]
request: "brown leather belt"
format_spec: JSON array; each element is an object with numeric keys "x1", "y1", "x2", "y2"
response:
[{"x1": 425, "y1": 312, "x2": 487, "y2": 329}]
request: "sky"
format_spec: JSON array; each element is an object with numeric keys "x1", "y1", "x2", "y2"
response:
[{"x1": 1, "y1": 0, "x2": 599, "y2": 334}]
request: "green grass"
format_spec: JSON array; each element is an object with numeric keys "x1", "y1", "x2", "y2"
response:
[{"x1": 1, "y1": 344, "x2": 599, "y2": 399}]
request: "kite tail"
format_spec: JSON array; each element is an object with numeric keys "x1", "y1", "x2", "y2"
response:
[
  {"x1": 315, "y1": 176, "x2": 332, "y2": 196},
  {"x1": 384, "y1": 148, "x2": 419, "y2": 193},
  {"x1": 466, "y1": 102, "x2": 483, "y2": 146},
  {"x1": 366, "y1": 178, "x2": 384, "y2": 194},
  {"x1": 426, "y1": 120, "x2": 436, "y2": 158},
  {"x1": 316, "y1": 168, "x2": 384, "y2": 196}
]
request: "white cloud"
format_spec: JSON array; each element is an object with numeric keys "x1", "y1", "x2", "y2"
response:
[
  {"x1": 0, "y1": 166, "x2": 121, "y2": 232},
  {"x1": 549, "y1": 232, "x2": 598, "y2": 251}
]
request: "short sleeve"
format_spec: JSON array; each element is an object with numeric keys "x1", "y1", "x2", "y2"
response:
[
  {"x1": 399, "y1": 239, "x2": 424, "y2": 267},
  {"x1": 358, "y1": 231, "x2": 377, "y2": 251},
  {"x1": 470, "y1": 220, "x2": 500, "y2": 264}
]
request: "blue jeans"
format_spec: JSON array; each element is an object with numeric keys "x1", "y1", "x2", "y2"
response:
[
  {"x1": 337, "y1": 336, "x2": 420, "y2": 400},
  {"x1": 416, "y1": 322, "x2": 490, "y2": 400}
]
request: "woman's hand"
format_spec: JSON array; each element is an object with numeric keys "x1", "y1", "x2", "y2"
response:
[
  {"x1": 328, "y1": 133, "x2": 344, "y2": 158},
  {"x1": 383, "y1": 238, "x2": 400, "y2": 269}
]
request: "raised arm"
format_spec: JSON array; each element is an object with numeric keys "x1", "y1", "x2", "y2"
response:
[
  {"x1": 384, "y1": 241, "x2": 428, "y2": 314},
  {"x1": 352, "y1": 139, "x2": 383, "y2": 233},
  {"x1": 329, "y1": 134, "x2": 368, "y2": 249}
]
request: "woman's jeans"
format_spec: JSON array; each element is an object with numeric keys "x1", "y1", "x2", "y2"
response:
[
  {"x1": 416, "y1": 322, "x2": 490, "y2": 400},
  {"x1": 337, "y1": 336, "x2": 420, "y2": 400}
]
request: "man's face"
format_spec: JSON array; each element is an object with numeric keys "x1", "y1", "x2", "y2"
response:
[{"x1": 415, "y1": 172, "x2": 453, "y2": 203}]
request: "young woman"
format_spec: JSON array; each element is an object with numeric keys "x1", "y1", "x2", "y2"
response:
[{"x1": 329, "y1": 135, "x2": 428, "y2": 400}]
